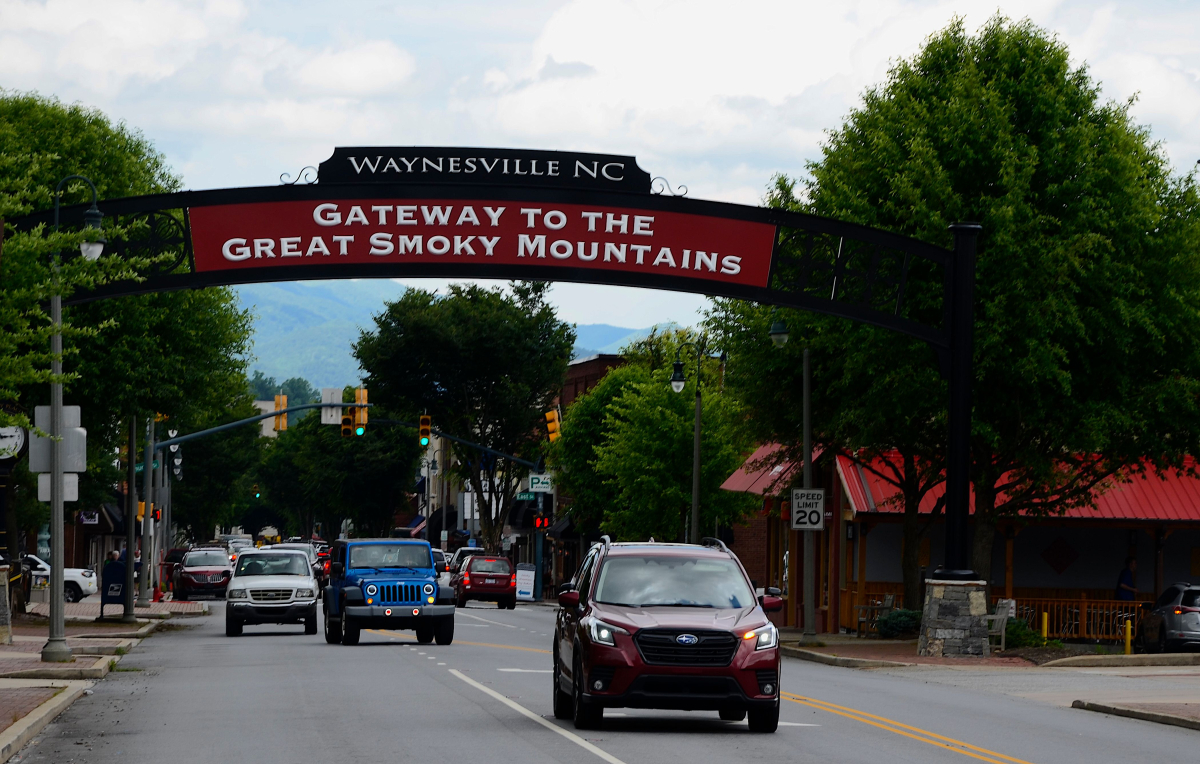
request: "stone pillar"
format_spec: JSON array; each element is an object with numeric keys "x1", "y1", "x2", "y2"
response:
[
  {"x1": 0, "y1": 564, "x2": 11, "y2": 645},
  {"x1": 918, "y1": 578, "x2": 989, "y2": 657}
]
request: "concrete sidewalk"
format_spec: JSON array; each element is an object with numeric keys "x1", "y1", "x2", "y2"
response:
[
  {"x1": 24, "y1": 600, "x2": 206, "y2": 619},
  {"x1": 0, "y1": 678, "x2": 91, "y2": 763}
]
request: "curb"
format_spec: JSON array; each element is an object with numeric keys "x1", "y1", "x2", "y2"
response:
[
  {"x1": 1043, "y1": 653, "x2": 1200, "y2": 668},
  {"x1": 72, "y1": 620, "x2": 159, "y2": 640},
  {"x1": 0, "y1": 655, "x2": 115, "y2": 680},
  {"x1": 1071, "y1": 700, "x2": 1200, "y2": 731},
  {"x1": 780, "y1": 645, "x2": 914, "y2": 668},
  {"x1": 0, "y1": 680, "x2": 90, "y2": 763}
]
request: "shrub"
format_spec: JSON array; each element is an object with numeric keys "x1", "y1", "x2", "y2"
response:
[{"x1": 876, "y1": 609, "x2": 922, "y2": 638}]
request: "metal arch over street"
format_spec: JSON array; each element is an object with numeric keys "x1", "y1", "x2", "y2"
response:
[{"x1": 10, "y1": 146, "x2": 980, "y2": 577}]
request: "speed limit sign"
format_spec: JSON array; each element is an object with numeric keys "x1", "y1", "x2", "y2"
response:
[{"x1": 790, "y1": 488, "x2": 826, "y2": 531}]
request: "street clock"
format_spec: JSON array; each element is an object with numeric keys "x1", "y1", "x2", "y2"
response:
[{"x1": 0, "y1": 426, "x2": 25, "y2": 460}]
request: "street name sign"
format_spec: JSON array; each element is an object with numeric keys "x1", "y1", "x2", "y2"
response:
[{"x1": 790, "y1": 488, "x2": 826, "y2": 531}]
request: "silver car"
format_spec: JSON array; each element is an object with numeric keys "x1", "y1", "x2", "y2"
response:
[{"x1": 1140, "y1": 583, "x2": 1200, "y2": 652}]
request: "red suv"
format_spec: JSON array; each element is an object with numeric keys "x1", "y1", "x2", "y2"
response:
[
  {"x1": 552, "y1": 539, "x2": 783, "y2": 732},
  {"x1": 172, "y1": 549, "x2": 233, "y2": 600},
  {"x1": 452, "y1": 556, "x2": 517, "y2": 609}
]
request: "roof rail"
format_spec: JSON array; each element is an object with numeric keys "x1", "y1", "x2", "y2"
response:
[
  {"x1": 700, "y1": 537, "x2": 729, "y2": 553},
  {"x1": 600, "y1": 534, "x2": 612, "y2": 549}
]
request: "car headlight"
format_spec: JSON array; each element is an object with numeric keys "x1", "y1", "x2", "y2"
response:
[
  {"x1": 365, "y1": 584, "x2": 378, "y2": 596},
  {"x1": 743, "y1": 623, "x2": 778, "y2": 650},
  {"x1": 81, "y1": 570, "x2": 95, "y2": 578},
  {"x1": 423, "y1": 583, "x2": 435, "y2": 595},
  {"x1": 227, "y1": 589, "x2": 247, "y2": 599},
  {"x1": 586, "y1": 617, "x2": 628, "y2": 647},
  {"x1": 295, "y1": 588, "x2": 315, "y2": 598}
]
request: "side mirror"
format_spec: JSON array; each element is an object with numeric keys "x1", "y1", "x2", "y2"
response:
[
  {"x1": 765, "y1": 587, "x2": 781, "y2": 597},
  {"x1": 558, "y1": 591, "x2": 580, "y2": 609},
  {"x1": 331, "y1": 562, "x2": 344, "y2": 578},
  {"x1": 760, "y1": 595, "x2": 784, "y2": 613},
  {"x1": 1139, "y1": 601, "x2": 1152, "y2": 611},
  {"x1": 440, "y1": 562, "x2": 449, "y2": 573},
  {"x1": 557, "y1": 582, "x2": 574, "y2": 595}
]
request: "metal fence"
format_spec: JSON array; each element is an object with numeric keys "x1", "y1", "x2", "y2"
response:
[{"x1": 995, "y1": 597, "x2": 1144, "y2": 641}]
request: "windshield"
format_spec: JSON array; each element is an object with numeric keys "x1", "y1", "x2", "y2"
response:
[
  {"x1": 184, "y1": 552, "x2": 228, "y2": 567},
  {"x1": 594, "y1": 556, "x2": 755, "y2": 609},
  {"x1": 274, "y1": 545, "x2": 315, "y2": 561},
  {"x1": 349, "y1": 544, "x2": 431, "y2": 570},
  {"x1": 469, "y1": 558, "x2": 511, "y2": 574},
  {"x1": 236, "y1": 554, "x2": 310, "y2": 577}
]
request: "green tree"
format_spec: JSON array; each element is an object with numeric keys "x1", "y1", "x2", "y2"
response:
[
  {"x1": 355, "y1": 282, "x2": 574, "y2": 551},
  {"x1": 778, "y1": 16, "x2": 1200, "y2": 581}
]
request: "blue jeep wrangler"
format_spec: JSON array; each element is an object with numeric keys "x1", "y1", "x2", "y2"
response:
[{"x1": 323, "y1": 539, "x2": 455, "y2": 645}]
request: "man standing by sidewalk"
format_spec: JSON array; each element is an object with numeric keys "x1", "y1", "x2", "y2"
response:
[{"x1": 1116, "y1": 557, "x2": 1138, "y2": 601}]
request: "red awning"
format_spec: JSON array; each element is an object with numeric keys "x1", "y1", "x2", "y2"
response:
[{"x1": 721, "y1": 443, "x2": 823, "y2": 497}]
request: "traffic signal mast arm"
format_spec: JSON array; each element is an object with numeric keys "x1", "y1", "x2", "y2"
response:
[{"x1": 153, "y1": 404, "x2": 540, "y2": 471}]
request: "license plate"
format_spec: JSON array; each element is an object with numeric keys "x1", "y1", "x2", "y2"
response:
[{"x1": 486, "y1": 578, "x2": 496, "y2": 584}]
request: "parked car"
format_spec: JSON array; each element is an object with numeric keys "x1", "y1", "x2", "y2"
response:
[
  {"x1": 452, "y1": 555, "x2": 516, "y2": 609},
  {"x1": 172, "y1": 549, "x2": 233, "y2": 600},
  {"x1": 1139, "y1": 582, "x2": 1200, "y2": 652},
  {"x1": 323, "y1": 539, "x2": 455, "y2": 646},
  {"x1": 268, "y1": 543, "x2": 326, "y2": 588},
  {"x1": 552, "y1": 538, "x2": 783, "y2": 732},
  {"x1": 22, "y1": 554, "x2": 97, "y2": 602},
  {"x1": 448, "y1": 546, "x2": 487, "y2": 572},
  {"x1": 225, "y1": 549, "x2": 320, "y2": 636}
]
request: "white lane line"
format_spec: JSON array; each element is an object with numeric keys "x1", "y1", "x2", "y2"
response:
[
  {"x1": 437, "y1": 663, "x2": 446, "y2": 666},
  {"x1": 459, "y1": 612, "x2": 517, "y2": 628},
  {"x1": 498, "y1": 668, "x2": 552, "y2": 673},
  {"x1": 778, "y1": 722, "x2": 821, "y2": 727},
  {"x1": 451, "y1": 669, "x2": 628, "y2": 764}
]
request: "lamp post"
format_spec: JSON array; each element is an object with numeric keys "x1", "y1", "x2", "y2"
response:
[
  {"x1": 768, "y1": 315, "x2": 817, "y2": 642},
  {"x1": 42, "y1": 176, "x2": 104, "y2": 663},
  {"x1": 669, "y1": 340, "x2": 710, "y2": 544}
]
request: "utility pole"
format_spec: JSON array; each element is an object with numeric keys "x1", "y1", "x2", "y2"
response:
[
  {"x1": 136, "y1": 419, "x2": 155, "y2": 607},
  {"x1": 800, "y1": 348, "x2": 817, "y2": 644},
  {"x1": 122, "y1": 416, "x2": 137, "y2": 623}
]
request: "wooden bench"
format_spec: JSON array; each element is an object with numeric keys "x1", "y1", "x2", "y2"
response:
[
  {"x1": 986, "y1": 598, "x2": 1015, "y2": 651},
  {"x1": 856, "y1": 593, "x2": 895, "y2": 637}
]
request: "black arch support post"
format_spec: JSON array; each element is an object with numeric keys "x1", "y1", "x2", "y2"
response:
[{"x1": 938, "y1": 222, "x2": 982, "y2": 580}]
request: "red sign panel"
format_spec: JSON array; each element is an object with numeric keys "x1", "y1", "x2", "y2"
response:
[{"x1": 188, "y1": 200, "x2": 776, "y2": 288}]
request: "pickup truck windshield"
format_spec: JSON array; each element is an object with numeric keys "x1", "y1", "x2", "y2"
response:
[
  {"x1": 236, "y1": 554, "x2": 310, "y2": 577},
  {"x1": 594, "y1": 556, "x2": 755, "y2": 609},
  {"x1": 350, "y1": 544, "x2": 431, "y2": 570}
]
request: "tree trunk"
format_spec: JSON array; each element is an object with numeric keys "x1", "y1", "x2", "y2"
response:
[{"x1": 901, "y1": 495, "x2": 923, "y2": 611}]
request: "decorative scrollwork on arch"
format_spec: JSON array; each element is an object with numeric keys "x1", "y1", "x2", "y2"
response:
[
  {"x1": 650, "y1": 177, "x2": 688, "y2": 197},
  {"x1": 106, "y1": 210, "x2": 190, "y2": 275},
  {"x1": 280, "y1": 166, "x2": 319, "y2": 185}
]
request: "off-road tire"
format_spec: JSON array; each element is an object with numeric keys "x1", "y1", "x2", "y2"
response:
[
  {"x1": 416, "y1": 625, "x2": 435, "y2": 644},
  {"x1": 434, "y1": 616, "x2": 455, "y2": 645},
  {"x1": 747, "y1": 701, "x2": 779, "y2": 733},
  {"x1": 225, "y1": 617, "x2": 243, "y2": 637},
  {"x1": 342, "y1": 618, "x2": 361, "y2": 645},
  {"x1": 324, "y1": 612, "x2": 342, "y2": 644}
]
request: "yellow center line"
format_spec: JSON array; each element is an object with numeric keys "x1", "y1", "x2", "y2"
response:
[
  {"x1": 783, "y1": 693, "x2": 1037, "y2": 764},
  {"x1": 371, "y1": 629, "x2": 551, "y2": 654}
]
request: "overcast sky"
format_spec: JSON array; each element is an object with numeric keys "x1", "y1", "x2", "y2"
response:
[{"x1": 3, "y1": 0, "x2": 1197, "y2": 327}]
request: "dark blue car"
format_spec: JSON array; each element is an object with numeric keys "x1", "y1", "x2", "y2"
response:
[{"x1": 323, "y1": 539, "x2": 456, "y2": 645}]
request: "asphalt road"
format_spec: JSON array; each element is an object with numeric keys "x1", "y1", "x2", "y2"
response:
[{"x1": 14, "y1": 602, "x2": 1197, "y2": 764}]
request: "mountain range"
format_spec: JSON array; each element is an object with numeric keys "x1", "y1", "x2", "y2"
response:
[{"x1": 234, "y1": 280, "x2": 656, "y2": 389}]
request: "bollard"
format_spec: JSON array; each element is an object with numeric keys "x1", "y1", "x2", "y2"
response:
[
  {"x1": 1125, "y1": 619, "x2": 1132, "y2": 655},
  {"x1": 1041, "y1": 612, "x2": 1048, "y2": 641}
]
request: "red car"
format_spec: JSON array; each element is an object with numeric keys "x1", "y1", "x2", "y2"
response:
[
  {"x1": 172, "y1": 549, "x2": 233, "y2": 600},
  {"x1": 452, "y1": 556, "x2": 516, "y2": 609},
  {"x1": 552, "y1": 538, "x2": 783, "y2": 732}
]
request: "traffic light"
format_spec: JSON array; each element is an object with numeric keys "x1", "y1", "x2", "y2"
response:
[
  {"x1": 253, "y1": 483, "x2": 261, "y2": 499},
  {"x1": 341, "y1": 413, "x2": 354, "y2": 438},
  {"x1": 418, "y1": 415, "x2": 431, "y2": 447},
  {"x1": 534, "y1": 514, "x2": 551, "y2": 530},
  {"x1": 137, "y1": 501, "x2": 145, "y2": 521},
  {"x1": 153, "y1": 506, "x2": 162, "y2": 522},
  {"x1": 545, "y1": 409, "x2": 561, "y2": 442},
  {"x1": 274, "y1": 393, "x2": 288, "y2": 431},
  {"x1": 353, "y1": 387, "x2": 368, "y2": 436}
]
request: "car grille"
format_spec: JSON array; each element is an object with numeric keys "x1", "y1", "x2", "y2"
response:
[
  {"x1": 634, "y1": 629, "x2": 739, "y2": 666},
  {"x1": 249, "y1": 589, "x2": 292, "y2": 602},
  {"x1": 378, "y1": 583, "x2": 420, "y2": 604}
]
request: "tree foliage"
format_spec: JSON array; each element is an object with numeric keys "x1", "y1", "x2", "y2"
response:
[{"x1": 355, "y1": 282, "x2": 574, "y2": 550}]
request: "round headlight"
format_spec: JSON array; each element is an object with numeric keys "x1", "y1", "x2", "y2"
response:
[
  {"x1": 423, "y1": 583, "x2": 435, "y2": 595},
  {"x1": 366, "y1": 584, "x2": 378, "y2": 596}
]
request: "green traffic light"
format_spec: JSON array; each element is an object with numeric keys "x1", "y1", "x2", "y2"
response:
[
  {"x1": 420, "y1": 436, "x2": 430, "y2": 446},
  {"x1": 355, "y1": 426, "x2": 365, "y2": 436}
]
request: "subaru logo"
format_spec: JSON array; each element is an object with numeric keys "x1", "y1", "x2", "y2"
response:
[{"x1": 676, "y1": 634, "x2": 699, "y2": 645}]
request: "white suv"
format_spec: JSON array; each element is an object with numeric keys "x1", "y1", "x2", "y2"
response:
[
  {"x1": 24, "y1": 554, "x2": 98, "y2": 602},
  {"x1": 225, "y1": 549, "x2": 320, "y2": 637}
]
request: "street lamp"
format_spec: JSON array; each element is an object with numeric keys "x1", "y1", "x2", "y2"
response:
[
  {"x1": 669, "y1": 341, "x2": 713, "y2": 544},
  {"x1": 767, "y1": 314, "x2": 817, "y2": 643},
  {"x1": 42, "y1": 175, "x2": 104, "y2": 663}
]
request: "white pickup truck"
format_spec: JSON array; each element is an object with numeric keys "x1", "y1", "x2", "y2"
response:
[{"x1": 23, "y1": 554, "x2": 99, "y2": 602}]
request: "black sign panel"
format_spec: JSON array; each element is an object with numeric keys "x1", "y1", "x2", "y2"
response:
[{"x1": 317, "y1": 147, "x2": 652, "y2": 193}]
